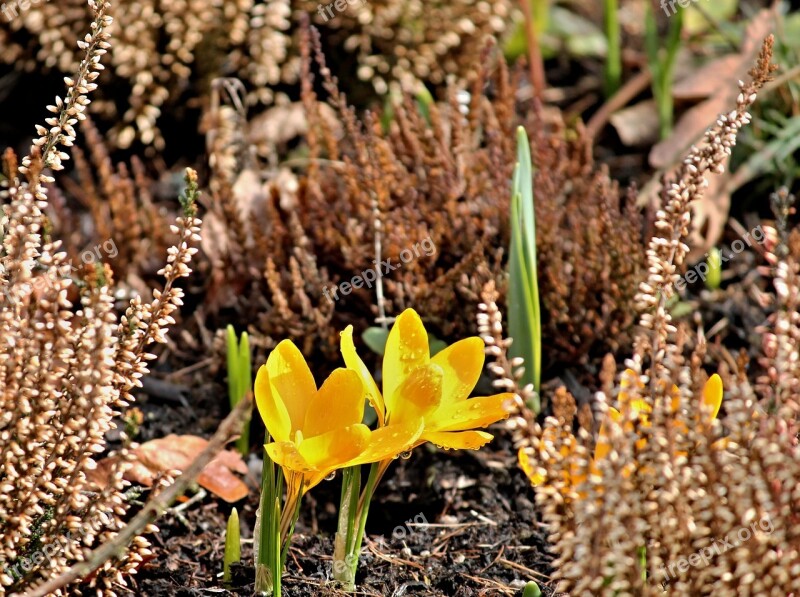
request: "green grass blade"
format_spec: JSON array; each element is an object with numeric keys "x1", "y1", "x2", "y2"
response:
[
  {"x1": 236, "y1": 332, "x2": 252, "y2": 455},
  {"x1": 226, "y1": 325, "x2": 239, "y2": 409},
  {"x1": 508, "y1": 127, "x2": 541, "y2": 411},
  {"x1": 603, "y1": 0, "x2": 621, "y2": 97}
]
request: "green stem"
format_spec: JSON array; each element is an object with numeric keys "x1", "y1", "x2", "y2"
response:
[
  {"x1": 255, "y1": 446, "x2": 283, "y2": 596},
  {"x1": 348, "y1": 460, "x2": 390, "y2": 586},
  {"x1": 333, "y1": 466, "x2": 361, "y2": 588}
]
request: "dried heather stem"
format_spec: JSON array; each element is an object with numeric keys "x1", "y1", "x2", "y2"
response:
[{"x1": 634, "y1": 36, "x2": 777, "y2": 390}]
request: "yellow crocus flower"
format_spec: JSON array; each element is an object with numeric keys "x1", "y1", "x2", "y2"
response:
[
  {"x1": 340, "y1": 308, "x2": 514, "y2": 456},
  {"x1": 255, "y1": 339, "x2": 423, "y2": 535}
]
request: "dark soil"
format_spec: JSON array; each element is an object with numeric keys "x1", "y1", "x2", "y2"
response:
[{"x1": 124, "y1": 382, "x2": 554, "y2": 597}]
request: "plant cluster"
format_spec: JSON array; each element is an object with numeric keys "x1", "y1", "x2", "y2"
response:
[
  {"x1": 192, "y1": 34, "x2": 650, "y2": 375},
  {"x1": 0, "y1": 0, "x2": 513, "y2": 150},
  {"x1": 512, "y1": 37, "x2": 800, "y2": 595},
  {"x1": 0, "y1": 3, "x2": 203, "y2": 593},
  {"x1": 253, "y1": 308, "x2": 513, "y2": 594}
]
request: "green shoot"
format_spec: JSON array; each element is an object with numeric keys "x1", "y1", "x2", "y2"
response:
[
  {"x1": 645, "y1": 1, "x2": 684, "y2": 139},
  {"x1": 638, "y1": 544, "x2": 648, "y2": 582},
  {"x1": 224, "y1": 508, "x2": 241, "y2": 584},
  {"x1": 603, "y1": 0, "x2": 621, "y2": 97},
  {"x1": 706, "y1": 248, "x2": 722, "y2": 290},
  {"x1": 522, "y1": 581, "x2": 542, "y2": 597},
  {"x1": 226, "y1": 325, "x2": 252, "y2": 457},
  {"x1": 531, "y1": 0, "x2": 549, "y2": 34},
  {"x1": 508, "y1": 126, "x2": 542, "y2": 412}
]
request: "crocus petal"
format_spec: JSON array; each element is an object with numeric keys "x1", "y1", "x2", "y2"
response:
[
  {"x1": 383, "y1": 309, "x2": 430, "y2": 414},
  {"x1": 303, "y1": 368, "x2": 365, "y2": 438},
  {"x1": 702, "y1": 374, "x2": 723, "y2": 420},
  {"x1": 518, "y1": 446, "x2": 544, "y2": 485},
  {"x1": 265, "y1": 441, "x2": 314, "y2": 473},
  {"x1": 340, "y1": 325, "x2": 385, "y2": 426},
  {"x1": 348, "y1": 419, "x2": 425, "y2": 467},
  {"x1": 255, "y1": 364, "x2": 291, "y2": 442},
  {"x1": 297, "y1": 424, "x2": 371, "y2": 472},
  {"x1": 266, "y1": 340, "x2": 317, "y2": 434},
  {"x1": 429, "y1": 394, "x2": 513, "y2": 432},
  {"x1": 594, "y1": 407, "x2": 621, "y2": 461},
  {"x1": 430, "y1": 337, "x2": 486, "y2": 405},
  {"x1": 422, "y1": 429, "x2": 494, "y2": 450},
  {"x1": 389, "y1": 363, "x2": 443, "y2": 426}
]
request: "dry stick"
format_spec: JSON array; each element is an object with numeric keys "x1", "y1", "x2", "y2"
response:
[
  {"x1": 22, "y1": 395, "x2": 254, "y2": 597},
  {"x1": 372, "y1": 195, "x2": 390, "y2": 330},
  {"x1": 585, "y1": 69, "x2": 653, "y2": 142}
]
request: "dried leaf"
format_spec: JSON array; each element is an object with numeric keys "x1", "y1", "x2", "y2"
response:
[
  {"x1": 90, "y1": 435, "x2": 249, "y2": 503},
  {"x1": 649, "y1": 8, "x2": 775, "y2": 169},
  {"x1": 610, "y1": 100, "x2": 660, "y2": 147}
]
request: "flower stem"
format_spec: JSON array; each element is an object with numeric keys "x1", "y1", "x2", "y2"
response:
[
  {"x1": 347, "y1": 460, "x2": 392, "y2": 586},
  {"x1": 279, "y1": 474, "x2": 304, "y2": 573},
  {"x1": 333, "y1": 466, "x2": 361, "y2": 589},
  {"x1": 255, "y1": 446, "x2": 283, "y2": 596}
]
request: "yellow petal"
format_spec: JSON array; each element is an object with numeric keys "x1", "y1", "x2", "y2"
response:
[
  {"x1": 265, "y1": 441, "x2": 313, "y2": 472},
  {"x1": 297, "y1": 424, "x2": 371, "y2": 480},
  {"x1": 303, "y1": 368, "x2": 365, "y2": 437},
  {"x1": 340, "y1": 325, "x2": 385, "y2": 426},
  {"x1": 619, "y1": 369, "x2": 644, "y2": 392},
  {"x1": 670, "y1": 384, "x2": 681, "y2": 414},
  {"x1": 422, "y1": 429, "x2": 494, "y2": 450},
  {"x1": 389, "y1": 363, "x2": 443, "y2": 425},
  {"x1": 348, "y1": 419, "x2": 425, "y2": 467},
  {"x1": 383, "y1": 309, "x2": 430, "y2": 414},
  {"x1": 266, "y1": 340, "x2": 317, "y2": 434},
  {"x1": 430, "y1": 337, "x2": 485, "y2": 405},
  {"x1": 702, "y1": 374, "x2": 723, "y2": 420},
  {"x1": 594, "y1": 407, "x2": 621, "y2": 461},
  {"x1": 518, "y1": 446, "x2": 544, "y2": 485},
  {"x1": 429, "y1": 394, "x2": 513, "y2": 433},
  {"x1": 255, "y1": 364, "x2": 291, "y2": 442}
]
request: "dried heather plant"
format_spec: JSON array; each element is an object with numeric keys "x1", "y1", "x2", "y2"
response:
[
  {"x1": 192, "y1": 34, "x2": 649, "y2": 378},
  {"x1": 0, "y1": 3, "x2": 203, "y2": 593},
  {"x1": 515, "y1": 36, "x2": 800, "y2": 596},
  {"x1": 0, "y1": 0, "x2": 513, "y2": 149}
]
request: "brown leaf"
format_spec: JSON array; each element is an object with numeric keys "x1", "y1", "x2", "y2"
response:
[
  {"x1": 643, "y1": 9, "x2": 774, "y2": 256},
  {"x1": 610, "y1": 100, "x2": 660, "y2": 147},
  {"x1": 91, "y1": 434, "x2": 249, "y2": 503},
  {"x1": 649, "y1": 8, "x2": 775, "y2": 169},
  {"x1": 671, "y1": 54, "x2": 742, "y2": 102}
]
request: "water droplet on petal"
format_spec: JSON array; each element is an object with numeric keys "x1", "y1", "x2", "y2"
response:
[
  {"x1": 324, "y1": 471, "x2": 336, "y2": 481},
  {"x1": 400, "y1": 451, "x2": 412, "y2": 460}
]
